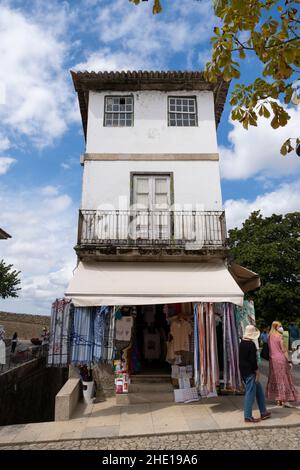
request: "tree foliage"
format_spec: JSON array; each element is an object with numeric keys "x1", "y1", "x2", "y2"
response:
[
  {"x1": 130, "y1": 0, "x2": 300, "y2": 155},
  {"x1": 228, "y1": 211, "x2": 300, "y2": 326},
  {"x1": 0, "y1": 259, "x2": 21, "y2": 299}
]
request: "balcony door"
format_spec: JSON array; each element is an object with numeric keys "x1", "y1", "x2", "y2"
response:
[{"x1": 132, "y1": 174, "x2": 171, "y2": 240}]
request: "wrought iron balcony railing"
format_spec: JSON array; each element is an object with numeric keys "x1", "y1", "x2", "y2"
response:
[{"x1": 77, "y1": 210, "x2": 226, "y2": 249}]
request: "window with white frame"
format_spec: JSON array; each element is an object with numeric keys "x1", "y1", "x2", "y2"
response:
[
  {"x1": 104, "y1": 96, "x2": 133, "y2": 127},
  {"x1": 168, "y1": 96, "x2": 197, "y2": 127}
]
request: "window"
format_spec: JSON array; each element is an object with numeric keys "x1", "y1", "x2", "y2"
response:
[
  {"x1": 133, "y1": 174, "x2": 171, "y2": 209},
  {"x1": 104, "y1": 96, "x2": 133, "y2": 127},
  {"x1": 132, "y1": 174, "x2": 172, "y2": 240},
  {"x1": 168, "y1": 97, "x2": 197, "y2": 127}
]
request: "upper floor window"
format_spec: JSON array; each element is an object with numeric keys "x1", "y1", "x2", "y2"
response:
[
  {"x1": 104, "y1": 96, "x2": 133, "y2": 127},
  {"x1": 168, "y1": 97, "x2": 197, "y2": 127}
]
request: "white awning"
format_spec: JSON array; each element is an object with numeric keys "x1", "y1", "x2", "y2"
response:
[{"x1": 65, "y1": 261, "x2": 244, "y2": 307}]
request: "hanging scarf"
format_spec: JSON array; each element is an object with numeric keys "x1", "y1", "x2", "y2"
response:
[
  {"x1": 102, "y1": 307, "x2": 115, "y2": 363},
  {"x1": 71, "y1": 307, "x2": 95, "y2": 364},
  {"x1": 48, "y1": 298, "x2": 71, "y2": 367},
  {"x1": 194, "y1": 303, "x2": 219, "y2": 397},
  {"x1": 223, "y1": 303, "x2": 242, "y2": 391},
  {"x1": 93, "y1": 306, "x2": 108, "y2": 361}
]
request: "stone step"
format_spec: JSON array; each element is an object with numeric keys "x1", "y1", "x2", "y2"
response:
[
  {"x1": 130, "y1": 374, "x2": 171, "y2": 384},
  {"x1": 128, "y1": 382, "x2": 174, "y2": 393},
  {"x1": 116, "y1": 391, "x2": 174, "y2": 405}
]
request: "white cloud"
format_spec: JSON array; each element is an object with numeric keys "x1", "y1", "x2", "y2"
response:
[
  {"x1": 0, "y1": 133, "x2": 10, "y2": 152},
  {"x1": 74, "y1": 49, "x2": 142, "y2": 72},
  {"x1": 0, "y1": 157, "x2": 16, "y2": 175},
  {"x1": 61, "y1": 163, "x2": 71, "y2": 170},
  {"x1": 198, "y1": 49, "x2": 213, "y2": 67},
  {"x1": 60, "y1": 156, "x2": 78, "y2": 170},
  {"x1": 40, "y1": 185, "x2": 59, "y2": 196},
  {"x1": 0, "y1": 185, "x2": 77, "y2": 315},
  {"x1": 0, "y1": 4, "x2": 77, "y2": 149},
  {"x1": 225, "y1": 180, "x2": 300, "y2": 229},
  {"x1": 78, "y1": 0, "x2": 215, "y2": 71},
  {"x1": 220, "y1": 105, "x2": 300, "y2": 180}
]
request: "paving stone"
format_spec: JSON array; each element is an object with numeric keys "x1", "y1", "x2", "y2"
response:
[{"x1": 1, "y1": 426, "x2": 300, "y2": 449}]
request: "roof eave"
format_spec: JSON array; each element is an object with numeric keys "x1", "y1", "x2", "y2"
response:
[
  {"x1": 0, "y1": 228, "x2": 12, "y2": 239},
  {"x1": 70, "y1": 71, "x2": 230, "y2": 141}
]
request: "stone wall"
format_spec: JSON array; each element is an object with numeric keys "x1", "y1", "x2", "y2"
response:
[
  {"x1": 0, "y1": 311, "x2": 50, "y2": 325},
  {"x1": 0, "y1": 358, "x2": 68, "y2": 426},
  {"x1": 0, "y1": 312, "x2": 50, "y2": 340}
]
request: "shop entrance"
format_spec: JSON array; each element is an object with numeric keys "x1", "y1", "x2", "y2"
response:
[{"x1": 135, "y1": 304, "x2": 171, "y2": 374}]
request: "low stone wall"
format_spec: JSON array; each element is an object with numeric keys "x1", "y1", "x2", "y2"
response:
[
  {"x1": 55, "y1": 378, "x2": 81, "y2": 421},
  {"x1": 0, "y1": 358, "x2": 68, "y2": 426}
]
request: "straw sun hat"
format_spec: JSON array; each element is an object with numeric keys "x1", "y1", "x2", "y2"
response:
[{"x1": 243, "y1": 325, "x2": 260, "y2": 341}]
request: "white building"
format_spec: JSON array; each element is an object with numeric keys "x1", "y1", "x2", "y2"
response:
[{"x1": 63, "y1": 71, "x2": 259, "y2": 404}]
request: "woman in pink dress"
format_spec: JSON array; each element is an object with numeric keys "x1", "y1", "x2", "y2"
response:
[{"x1": 266, "y1": 321, "x2": 300, "y2": 406}]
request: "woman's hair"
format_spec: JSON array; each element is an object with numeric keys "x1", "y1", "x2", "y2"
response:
[{"x1": 269, "y1": 321, "x2": 282, "y2": 336}]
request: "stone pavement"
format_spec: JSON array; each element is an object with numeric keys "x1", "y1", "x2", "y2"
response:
[
  {"x1": 1, "y1": 426, "x2": 300, "y2": 450},
  {"x1": 0, "y1": 396, "x2": 300, "y2": 447},
  {"x1": 0, "y1": 360, "x2": 299, "y2": 449}
]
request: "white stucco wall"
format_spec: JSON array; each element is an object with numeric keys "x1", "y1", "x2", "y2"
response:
[
  {"x1": 81, "y1": 160, "x2": 222, "y2": 211},
  {"x1": 86, "y1": 90, "x2": 218, "y2": 154}
]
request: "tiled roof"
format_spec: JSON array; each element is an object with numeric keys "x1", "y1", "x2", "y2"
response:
[{"x1": 71, "y1": 70, "x2": 230, "y2": 139}]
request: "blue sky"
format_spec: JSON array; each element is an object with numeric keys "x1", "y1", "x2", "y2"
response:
[{"x1": 0, "y1": 0, "x2": 299, "y2": 315}]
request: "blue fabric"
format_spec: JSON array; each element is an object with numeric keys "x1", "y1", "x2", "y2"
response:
[
  {"x1": 243, "y1": 373, "x2": 267, "y2": 419},
  {"x1": 93, "y1": 306, "x2": 108, "y2": 361},
  {"x1": 71, "y1": 307, "x2": 95, "y2": 364}
]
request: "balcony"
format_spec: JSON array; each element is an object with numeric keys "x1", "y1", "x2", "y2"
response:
[{"x1": 76, "y1": 210, "x2": 227, "y2": 261}]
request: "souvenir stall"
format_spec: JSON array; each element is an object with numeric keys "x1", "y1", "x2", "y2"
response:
[
  {"x1": 48, "y1": 298, "x2": 258, "y2": 403},
  {"x1": 47, "y1": 260, "x2": 260, "y2": 403}
]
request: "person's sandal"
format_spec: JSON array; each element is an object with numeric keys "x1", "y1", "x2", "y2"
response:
[
  {"x1": 244, "y1": 417, "x2": 261, "y2": 423},
  {"x1": 276, "y1": 401, "x2": 283, "y2": 406},
  {"x1": 283, "y1": 402, "x2": 294, "y2": 408}
]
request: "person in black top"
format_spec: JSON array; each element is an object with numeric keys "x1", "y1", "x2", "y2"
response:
[{"x1": 239, "y1": 325, "x2": 271, "y2": 423}]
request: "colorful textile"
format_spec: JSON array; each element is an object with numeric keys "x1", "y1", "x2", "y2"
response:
[
  {"x1": 115, "y1": 316, "x2": 133, "y2": 342},
  {"x1": 266, "y1": 334, "x2": 300, "y2": 402},
  {"x1": 236, "y1": 300, "x2": 260, "y2": 363},
  {"x1": 194, "y1": 303, "x2": 219, "y2": 397},
  {"x1": 170, "y1": 318, "x2": 192, "y2": 352},
  {"x1": 223, "y1": 303, "x2": 242, "y2": 391},
  {"x1": 235, "y1": 300, "x2": 256, "y2": 339},
  {"x1": 93, "y1": 306, "x2": 108, "y2": 361},
  {"x1": 71, "y1": 307, "x2": 95, "y2": 364},
  {"x1": 193, "y1": 304, "x2": 200, "y2": 388},
  {"x1": 102, "y1": 307, "x2": 115, "y2": 363},
  {"x1": 48, "y1": 299, "x2": 71, "y2": 367}
]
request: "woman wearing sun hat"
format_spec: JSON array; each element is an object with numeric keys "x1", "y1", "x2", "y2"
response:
[{"x1": 239, "y1": 325, "x2": 271, "y2": 423}]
